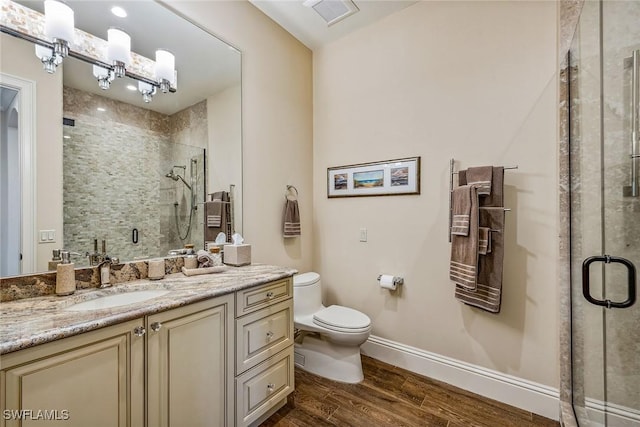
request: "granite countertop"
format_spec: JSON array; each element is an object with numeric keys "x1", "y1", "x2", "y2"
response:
[{"x1": 0, "y1": 264, "x2": 297, "y2": 355}]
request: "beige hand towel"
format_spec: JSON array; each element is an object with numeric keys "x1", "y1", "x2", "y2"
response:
[
  {"x1": 449, "y1": 185, "x2": 479, "y2": 290},
  {"x1": 451, "y1": 185, "x2": 472, "y2": 236},
  {"x1": 196, "y1": 249, "x2": 214, "y2": 268},
  {"x1": 478, "y1": 227, "x2": 492, "y2": 255},
  {"x1": 283, "y1": 199, "x2": 301, "y2": 237},
  {"x1": 455, "y1": 207, "x2": 504, "y2": 313},
  {"x1": 459, "y1": 167, "x2": 504, "y2": 207},
  {"x1": 466, "y1": 166, "x2": 493, "y2": 196},
  {"x1": 204, "y1": 201, "x2": 225, "y2": 242}
]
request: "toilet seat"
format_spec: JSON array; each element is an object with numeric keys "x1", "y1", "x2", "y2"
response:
[{"x1": 313, "y1": 305, "x2": 371, "y2": 333}]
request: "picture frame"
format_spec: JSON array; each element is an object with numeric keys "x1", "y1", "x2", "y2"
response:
[{"x1": 327, "y1": 157, "x2": 421, "y2": 198}]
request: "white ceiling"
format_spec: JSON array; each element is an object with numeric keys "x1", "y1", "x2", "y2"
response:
[{"x1": 249, "y1": 0, "x2": 418, "y2": 50}]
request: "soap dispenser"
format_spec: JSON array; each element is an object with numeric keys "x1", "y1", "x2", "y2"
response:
[
  {"x1": 55, "y1": 250, "x2": 76, "y2": 296},
  {"x1": 48, "y1": 249, "x2": 62, "y2": 271}
]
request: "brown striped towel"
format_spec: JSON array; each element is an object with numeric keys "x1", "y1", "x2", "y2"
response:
[
  {"x1": 449, "y1": 185, "x2": 479, "y2": 290},
  {"x1": 204, "y1": 191, "x2": 230, "y2": 243},
  {"x1": 478, "y1": 227, "x2": 491, "y2": 255},
  {"x1": 465, "y1": 166, "x2": 493, "y2": 196},
  {"x1": 455, "y1": 207, "x2": 505, "y2": 313},
  {"x1": 459, "y1": 166, "x2": 504, "y2": 207},
  {"x1": 451, "y1": 185, "x2": 472, "y2": 236},
  {"x1": 283, "y1": 199, "x2": 301, "y2": 237}
]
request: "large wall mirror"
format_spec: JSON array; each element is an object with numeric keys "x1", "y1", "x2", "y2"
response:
[{"x1": 0, "y1": 0, "x2": 242, "y2": 276}]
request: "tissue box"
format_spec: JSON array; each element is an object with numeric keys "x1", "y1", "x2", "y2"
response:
[{"x1": 223, "y1": 244, "x2": 251, "y2": 266}]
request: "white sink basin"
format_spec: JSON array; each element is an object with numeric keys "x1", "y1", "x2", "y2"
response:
[{"x1": 66, "y1": 290, "x2": 171, "y2": 311}]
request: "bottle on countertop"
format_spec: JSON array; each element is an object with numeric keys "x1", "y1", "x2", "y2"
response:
[
  {"x1": 48, "y1": 249, "x2": 62, "y2": 271},
  {"x1": 209, "y1": 246, "x2": 222, "y2": 267},
  {"x1": 55, "y1": 250, "x2": 76, "y2": 296},
  {"x1": 183, "y1": 243, "x2": 198, "y2": 269}
]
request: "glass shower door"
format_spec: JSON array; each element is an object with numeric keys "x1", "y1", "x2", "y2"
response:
[{"x1": 569, "y1": 1, "x2": 640, "y2": 426}]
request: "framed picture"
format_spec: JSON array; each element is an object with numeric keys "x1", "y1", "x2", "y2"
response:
[{"x1": 327, "y1": 157, "x2": 420, "y2": 198}]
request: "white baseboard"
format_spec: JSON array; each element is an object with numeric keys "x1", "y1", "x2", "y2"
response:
[
  {"x1": 361, "y1": 335, "x2": 560, "y2": 421},
  {"x1": 583, "y1": 398, "x2": 640, "y2": 427}
]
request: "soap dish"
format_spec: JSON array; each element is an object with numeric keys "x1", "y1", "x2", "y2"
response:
[{"x1": 181, "y1": 266, "x2": 227, "y2": 276}]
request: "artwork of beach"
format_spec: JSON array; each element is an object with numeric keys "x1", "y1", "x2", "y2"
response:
[
  {"x1": 354, "y1": 170, "x2": 384, "y2": 188},
  {"x1": 334, "y1": 173, "x2": 348, "y2": 190},
  {"x1": 391, "y1": 167, "x2": 409, "y2": 186}
]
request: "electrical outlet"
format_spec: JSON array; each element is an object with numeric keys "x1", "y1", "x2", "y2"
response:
[{"x1": 359, "y1": 228, "x2": 367, "y2": 242}]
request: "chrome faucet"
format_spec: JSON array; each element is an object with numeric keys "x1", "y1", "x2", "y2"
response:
[
  {"x1": 86, "y1": 238, "x2": 104, "y2": 266},
  {"x1": 96, "y1": 256, "x2": 119, "y2": 288}
]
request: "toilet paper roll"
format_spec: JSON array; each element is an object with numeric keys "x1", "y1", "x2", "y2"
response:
[{"x1": 379, "y1": 274, "x2": 397, "y2": 290}]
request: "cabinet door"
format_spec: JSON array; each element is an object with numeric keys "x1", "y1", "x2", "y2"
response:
[
  {"x1": 1, "y1": 318, "x2": 144, "y2": 427},
  {"x1": 147, "y1": 295, "x2": 234, "y2": 427}
]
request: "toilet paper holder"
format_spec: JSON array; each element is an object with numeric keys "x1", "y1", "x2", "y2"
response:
[{"x1": 377, "y1": 275, "x2": 404, "y2": 286}]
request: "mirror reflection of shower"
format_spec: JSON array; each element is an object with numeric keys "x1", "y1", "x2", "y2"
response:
[{"x1": 165, "y1": 158, "x2": 198, "y2": 241}]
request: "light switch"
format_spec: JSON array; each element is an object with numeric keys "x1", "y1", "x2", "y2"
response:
[
  {"x1": 38, "y1": 230, "x2": 56, "y2": 243},
  {"x1": 359, "y1": 228, "x2": 367, "y2": 242}
]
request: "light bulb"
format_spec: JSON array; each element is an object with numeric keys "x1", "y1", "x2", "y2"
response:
[
  {"x1": 107, "y1": 28, "x2": 131, "y2": 77},
  {"x1": 44, "y1": 0, "x2": 74, "y2": 57},
  {"x1": 155, "y1": 49, "x2": 175, "y2": 93}
]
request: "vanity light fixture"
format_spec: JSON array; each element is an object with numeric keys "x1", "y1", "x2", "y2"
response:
[
  {"x1": 107, "y1": 28, "x2": 131, "y2": 78},
  {"x1": 5, "y1": 0, "x2": 178, "y2": 95},
  {"x1": 44, "y1": 0, "x2": 74, "y2": 58},
  {"x1": 138, "y1": 81, "x2": 156, "y2": 103},
  {"x1": 92, "y1": 65, "x2": 114, "y2": 90},
  {"x1": 155, "y1": 49, "x2": 175, "y2": 93},
  {"x1": 34, "y1": 44, "x2": 62, "y2": 73}
]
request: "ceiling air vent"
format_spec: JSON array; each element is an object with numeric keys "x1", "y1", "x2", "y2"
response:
[{"x1": 303, "y1": 0, "x2": 359, "y2": 26}]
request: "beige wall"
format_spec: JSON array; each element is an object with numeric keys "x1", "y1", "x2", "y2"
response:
[
  {"x1": 1, "y1": 34, "x2": 63, "y2": 272},
  {"x1": 313, "y1": 1, "x2": 559, "y2": 387},
  {"x1": 166, "y1": 1, "x2": 314, "y2": 272}
]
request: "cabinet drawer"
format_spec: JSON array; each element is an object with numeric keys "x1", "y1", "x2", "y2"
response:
[
  {"x1": 235, "y1": 349, "x2": 294, "y2": 427},
  {"x1": 236, "y1": 278, "x2": 292, "y2": 317},
  {"x1": 236, "y1": 299, "x2": 293, "y2": 374}
]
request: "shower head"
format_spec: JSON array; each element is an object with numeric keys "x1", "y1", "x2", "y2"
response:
[
  {"x1": 164, "y1": 169, "x2": 192, "y2": 190},
  {"x1": 165, "y1": 171, "x2": 179, "y2": 181}
]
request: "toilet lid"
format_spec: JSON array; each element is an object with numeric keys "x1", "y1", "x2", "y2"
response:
[
  {"x1": 313, "y1": 305, "x2": 371, "y2": 332},
  {"x1": 294, "y1": 272, "x2": 320, "y2": 287}
]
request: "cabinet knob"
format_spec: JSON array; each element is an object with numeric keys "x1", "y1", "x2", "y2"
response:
[
  {"x1": 133, "y1": 326, "x2": 146, "y2": 337},
  {"x1": 266, "y1": 291, "x2": 274, "y2": 299},
  {"x1": 267, "y1": 383, "x2": 275, "y2": 392},
  {"x1": 266, "y1": 331, "x2": 274, "y2": 339},
  {"x1": 151, "y1": 322, "x2": 163, "y2": 332}
]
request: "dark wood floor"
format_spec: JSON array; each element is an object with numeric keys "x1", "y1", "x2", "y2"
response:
[{"x1": 260, "y1": 355, "x2": 559, "y2": 427}]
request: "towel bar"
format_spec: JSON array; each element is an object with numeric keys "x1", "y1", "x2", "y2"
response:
[{"x1": 448, "y1": 158, "x2": 515, "y2": 242}]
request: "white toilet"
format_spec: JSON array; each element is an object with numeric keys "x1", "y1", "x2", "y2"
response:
[{"x1": 293, "y1": 272, "x2": 372, "y2": 383}]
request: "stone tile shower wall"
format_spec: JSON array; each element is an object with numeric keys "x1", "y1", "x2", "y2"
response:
[
  {"x1": 63, "y1": 87, "x2": 206, "y2": 267},
  {"x1": 160, "y1": 100, "x2": 207, "y2": 256}
]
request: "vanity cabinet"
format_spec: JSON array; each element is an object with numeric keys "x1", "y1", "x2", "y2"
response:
[
  {"x1": 147, "y1": 295, "x2": 234, "y2": 427},
  {"x1": 0, "y1": 276, "x2": 294, "y2": 427},
  {"x1": 0, "y1": 318, "x2": 145, "y2": 427},
  {"x1": 234, "y1": 278, "x2": 295, "y2": 427}
]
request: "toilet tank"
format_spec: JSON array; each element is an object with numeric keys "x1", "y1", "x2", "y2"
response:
[{"x1": 293, "y1": 272, "x2": 323, "y2": 316}]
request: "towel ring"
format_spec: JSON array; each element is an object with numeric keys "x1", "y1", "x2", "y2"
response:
[{"x1": 286, "y1": 185, "x2": 299, "y2": 201}]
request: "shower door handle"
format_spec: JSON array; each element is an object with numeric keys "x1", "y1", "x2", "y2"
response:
[{"x1": 582, "y1": 255, "x2": 637, "y2": 308}]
